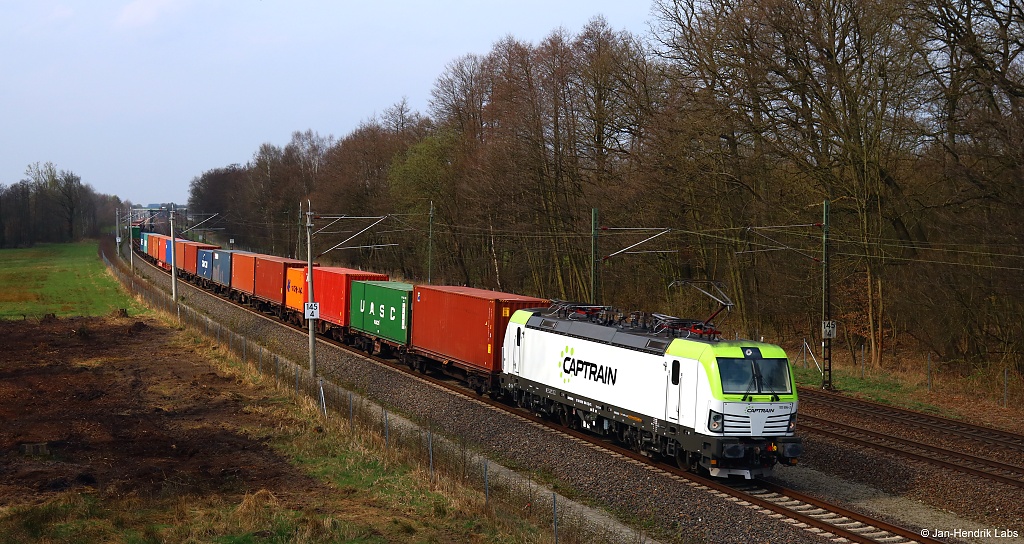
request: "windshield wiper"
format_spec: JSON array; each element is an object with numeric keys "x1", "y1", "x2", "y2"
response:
[
  {"x1": 740, "y1": 363, "x2": 758, "y2": 402},
  {"x1": 756, "y1": 361, "x2": 781, "y2": 402}
]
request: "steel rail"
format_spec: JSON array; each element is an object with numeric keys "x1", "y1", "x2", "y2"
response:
[
  {"x1": 799, "y1": 387, "x2": 1024, "y2": 453},
  {"x1": 800, "y1": 414, "x2": 1024, "y2": 489}
]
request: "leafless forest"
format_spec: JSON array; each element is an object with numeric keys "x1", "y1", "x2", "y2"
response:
[{"x1": 183, "y1": 1, "x2": 1024, "y2": 373}]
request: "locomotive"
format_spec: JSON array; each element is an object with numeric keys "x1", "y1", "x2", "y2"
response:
[{"x1": 501, "y1": 302, "x2": 802, "y2": 478}]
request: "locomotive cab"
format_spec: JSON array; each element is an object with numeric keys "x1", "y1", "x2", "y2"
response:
[{"x1": 669, "y1": 342, "x2": 803, "y2": 478}]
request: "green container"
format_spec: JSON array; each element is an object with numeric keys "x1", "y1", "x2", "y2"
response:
[
  {"x1": 350, "y1": 281, "x2": 413, "y2": 345},
  {"x1": 131, "y1": 226, "x2": 141, "y2": 240}
]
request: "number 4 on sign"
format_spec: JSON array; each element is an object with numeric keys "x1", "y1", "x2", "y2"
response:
[{"x1": 304, "y1": 302, "x2": 320, "y2": 320}]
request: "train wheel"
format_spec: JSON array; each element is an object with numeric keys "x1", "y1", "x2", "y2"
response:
[
  {"x1": 675, "y1": 448, "x2": 689, "y2": 470},
  {"x1": 557, "y1": 405, "x2": 570, "y2": 427}
]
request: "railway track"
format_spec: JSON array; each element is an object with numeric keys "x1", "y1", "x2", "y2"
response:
[
  {"x1": 799, "y1": 414, "x2": 1024, "y2": 489},
  {"x1": 118, "y1": 246, "x2": 945, "y2": 544},
  {"x1": 799, "y1": 387, "x2": 1024, "y2": 453},
  {"x1": 494, "y1": 404, "x2": 942, "y2": 544}
]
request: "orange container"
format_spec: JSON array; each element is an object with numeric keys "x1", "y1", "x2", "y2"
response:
[
  {"x1": 231, "y1": 252, "x2": 257, "y2": 296},
  {"x1": 253, "y1": 255, "x2": 306, "y2": 307},
  {"x1": 410, "y1": 286, "x2": 547, "y2": 373}
]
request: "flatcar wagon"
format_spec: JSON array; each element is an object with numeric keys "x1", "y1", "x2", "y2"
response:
[
  {"x1": 409, "y1": 285, "x2": 548, "y2": 394},
  {"x1": 349, "y1": 280, "x2": 413, "y2": 357},
  {"x1": 281, "y1": 267, "x2": 389, "y2": 333}
]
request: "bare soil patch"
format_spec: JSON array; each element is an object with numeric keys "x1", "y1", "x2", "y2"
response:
[{"x1": 0, "y1": 315, "x2": 328, "y2": 508}]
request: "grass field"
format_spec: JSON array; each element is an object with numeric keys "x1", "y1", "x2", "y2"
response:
[{"x1": 0, "y1": 242, "x2": 145, "y2": 319}]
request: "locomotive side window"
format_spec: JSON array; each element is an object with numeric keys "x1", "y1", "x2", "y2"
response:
[
  {"x1": 671, "y1": 360, "x2": 680, "y2": 385},
  {"x1": 516, "y1": 327, "x2": 521, "y2": 346}
]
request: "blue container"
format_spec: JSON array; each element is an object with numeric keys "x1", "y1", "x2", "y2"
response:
[
  {"x1": 211, "y1": 249, "x2": 237, "y2": 287},
  {"x1": 197, "y1": 249, "x2": 214, "y2": 281}
]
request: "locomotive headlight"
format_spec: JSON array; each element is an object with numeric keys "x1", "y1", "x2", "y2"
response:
[
  {"x1": 707, "y1": 410, "x2": 724, "y2": 433},
  {"x1": 787, "y1": 413, "x2": 797, "y2": 432}
]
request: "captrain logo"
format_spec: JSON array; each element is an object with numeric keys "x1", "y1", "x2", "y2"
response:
[
  {"x1": 558, "y1": 345, "x2": 618, "y2": 386},
  {"x1": 558, "y1": 346, "x2": 574, "y2": 384}
]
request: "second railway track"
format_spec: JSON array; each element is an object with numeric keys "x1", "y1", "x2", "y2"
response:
[{"x1": 799, "y1": 387, "x2": 1024, "y2": 453}]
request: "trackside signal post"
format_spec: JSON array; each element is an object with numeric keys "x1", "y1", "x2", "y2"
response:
[{"x1": 306, "y1": 203, "x2": 317, "y2": 377}]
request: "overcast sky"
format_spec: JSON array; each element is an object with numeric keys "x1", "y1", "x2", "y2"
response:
[{"x1": 1, "y1": 1, "x2": 655, "y2": 206}]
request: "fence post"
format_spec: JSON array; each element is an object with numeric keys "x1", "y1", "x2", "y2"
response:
[
  {"x1": 860, "y1": 344, "x2": 865, "y2": 379},
  {"x1": 318, "y1": 377, "x2": 327, "y2": 419},
  {"x1": 384, "y1": 408, "x2": 389, "y2": 447},
  {"x1": 428, "y1": 429, "x2": 434, "y2": 483},
  {"x1": 484, "y1": 460, "x2": 489, "y2": 507},
  {"x1": 552, "y1": 492, "x2": 558, "y2": 544},
  {"x1": 928, "y1": 353, "x2": 932, "y2": 392}
]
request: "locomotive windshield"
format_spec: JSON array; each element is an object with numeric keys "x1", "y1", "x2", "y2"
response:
[{"x1": 717, "y1": 358, "x2": 792, "y2": 395}]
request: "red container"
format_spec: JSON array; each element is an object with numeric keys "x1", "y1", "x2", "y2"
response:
[
  {"x1": 231, "y1": 252, "x2": 257, "y2": 296},
  {"x1": 148, "y1": 234, "x2": 165, "y2": 261},
  {"x1": 155, "y1": 236, "x2": 169, "y2": 269},
  {"x1": 298, "y1": 267, "x2": 389, "y2": 327},
  {"x1": 180, "y1": 242, "x2": 218, "y2": 276},
  {"x1": 410, "y1": 285, "x2": 548, "y2": 373},
  {"x1": 253, "y1": 255, "x2": 307, "y2": 307}
]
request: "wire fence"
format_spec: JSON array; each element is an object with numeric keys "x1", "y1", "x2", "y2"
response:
[{"x1": 101, "y1": 245, "x2": 658, "y2": 544}]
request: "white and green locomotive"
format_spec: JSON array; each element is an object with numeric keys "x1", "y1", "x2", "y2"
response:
[{"x1": 500, "y1": 303, "x2": 802, "y2": 479}]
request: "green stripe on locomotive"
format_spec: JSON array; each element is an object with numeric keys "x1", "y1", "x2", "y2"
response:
[{"x1": 667, "y1": 338, "x2": 798, "y2": 402}]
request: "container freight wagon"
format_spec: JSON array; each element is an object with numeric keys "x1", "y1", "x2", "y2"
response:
[
  {"x1": 409, "y1": 285, "x2": 548, "y2": 393},
  {"x1": 162, "y1": 237, "x2": 181, "y2": 271},
  {"x1": 146, "y1": 233, "x2": 167, "y2": 263},
  {"x1": 156, "y1": 236, "x2": 172, "y2": 270},
  {"x1": 230, "y1": 252, "x2": 257, "y2": 303},
  {"x1": 207, "y1": 249, "x2": 240, "y2": 295},
  {"x1": 197, "y1": 249, "x2": 214, "y2": 284},
  {"x1": 252, "y1": 255, "x2": 307, "y2": 315},
  {"x1": 176, "y1": 241, "x2": 219, "y2": 278},
  {"x1": 284, "y1": 267, "x2": 388, "y2": 336},
  {"x1": 349, "y1": 280, "x2": 412, "y2": 355}
]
